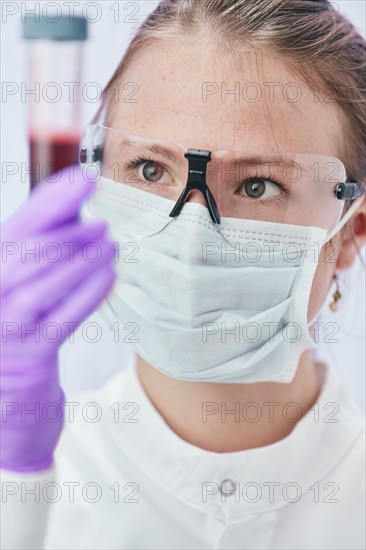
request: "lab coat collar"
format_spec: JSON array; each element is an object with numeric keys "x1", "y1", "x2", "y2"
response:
[{"x1": 105, "y1": 357, "x2": 364, "y2": 521}]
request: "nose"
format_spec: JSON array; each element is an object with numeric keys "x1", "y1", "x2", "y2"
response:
[
  {"x1": 183, "y1": 189, "x2": 209, "y2": 208},
  {"x1": 178, "y1": 186, "x2": 221, "y2": 224}
]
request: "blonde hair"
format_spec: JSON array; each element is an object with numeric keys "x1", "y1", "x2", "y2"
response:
[{"x1": 94, "y1": 0, "x2": 366, "y2": 190}]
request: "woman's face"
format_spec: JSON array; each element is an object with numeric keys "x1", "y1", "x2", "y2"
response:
[{"x1": 109, "y1": 40, "x2": 348, "y2": 321}]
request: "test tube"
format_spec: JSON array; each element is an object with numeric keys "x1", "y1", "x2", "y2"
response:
[{"x1": 23, "y1": 14, "x2": 88, "y2": 188}]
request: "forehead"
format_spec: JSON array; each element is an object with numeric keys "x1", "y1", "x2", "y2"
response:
[{"x1": 110, "y1": 40, "x2": 343, "y2": 156}]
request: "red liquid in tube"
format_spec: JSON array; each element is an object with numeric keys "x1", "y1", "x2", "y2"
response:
[
  {"x1": 29, "y1": 133, "x2": 81, "y2": 189},
  {"x1": 23, "y1": 15, "x2": 87, "y2": 190}
]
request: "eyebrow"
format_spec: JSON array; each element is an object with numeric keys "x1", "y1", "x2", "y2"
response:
[
  {"x1": 226, "y1": 154, "x2": 298, "y2": 165},
  {"x1": 117, "y1": 138, "x2": 307, "y2": 172},
  {"x1": 118, "y1": 137, "x2": 184, "y2": 165},
  {"x1": 222, "y1": 154, "x2": 309, "y2": 174}
]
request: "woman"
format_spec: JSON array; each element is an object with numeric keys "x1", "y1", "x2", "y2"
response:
[{"x1": 1, "y1": 1, "x2": 365, "y2": 548}]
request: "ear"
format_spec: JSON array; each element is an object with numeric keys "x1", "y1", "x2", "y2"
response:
[{"x1": 336, "y1": 198, "x2": 366, "y2": 269}]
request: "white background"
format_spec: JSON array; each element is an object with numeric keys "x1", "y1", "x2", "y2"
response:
[{"x1": 1, "y1": 1, "x2": 365, "y2": 409}]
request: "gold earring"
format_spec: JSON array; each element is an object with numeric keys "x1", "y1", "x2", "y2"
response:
[{"x1": 329, "y1": 272, "x2": 342, "y2": 312}]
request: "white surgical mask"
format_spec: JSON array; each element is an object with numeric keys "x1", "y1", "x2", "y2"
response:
[{"x1": 81, "y1": 176, "x2": 362, "y2": 384}]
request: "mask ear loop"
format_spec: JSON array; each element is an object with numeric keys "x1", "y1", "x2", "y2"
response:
[
  {"x1": 323, "y1": 195, "x2": 365, "y2": 245},
  {"x1": 307, "y1": 195, "x2": 365, "y2": 328}
]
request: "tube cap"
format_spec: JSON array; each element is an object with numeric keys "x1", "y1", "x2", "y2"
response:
[{"x1": 23, "y1": 14, "x2": 87, "y2": 41}]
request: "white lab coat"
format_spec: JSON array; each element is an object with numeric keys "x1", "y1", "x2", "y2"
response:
[{"x1": 1, "y1": 356, "x2": 365, "y2": 550}]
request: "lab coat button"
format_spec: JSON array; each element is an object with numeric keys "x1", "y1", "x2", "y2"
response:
[{"x1": 219, "y1": 479, "x2": 236, "y2": 497}]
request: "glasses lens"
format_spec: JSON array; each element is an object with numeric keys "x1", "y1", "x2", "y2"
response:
[{"x1": 84, "y1": 124, "x2": 346, "y2": 231}]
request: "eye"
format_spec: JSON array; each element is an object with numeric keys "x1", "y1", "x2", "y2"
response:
[
  {"x1": 125, "y1": 156, "x2": 174, "y2": 185},
  {"x1": 239, "y1": 177, "x2": 284, "y2": 200},
  {"x1": 138, "y1": 160, "x2": 165, "y2": 183}
]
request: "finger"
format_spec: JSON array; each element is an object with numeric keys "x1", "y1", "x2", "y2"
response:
[
  {"x1": 6, "y1": 237, "x2": 116, "y2": 320},
  {"x1": 2, "y1": 166, "x2": 97, "y2": 236},
  {"x1": 1, "y1": 219, "x2": 109, "y2": 295},
  {"x1": 42, "y1": 263, "x2": 116, "y2": 332}
]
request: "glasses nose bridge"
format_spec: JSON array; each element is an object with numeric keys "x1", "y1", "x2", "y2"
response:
[
  {"x1": 183, "y1": 157, "x2": 224, "y2": 209},
  {"x1": 169, "y1": 148, "x2": 221, "y2": 224}
]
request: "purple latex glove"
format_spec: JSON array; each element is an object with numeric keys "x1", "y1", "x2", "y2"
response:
[{"x1": 1, "y1": 167, "x2": 116, "y2": 472}]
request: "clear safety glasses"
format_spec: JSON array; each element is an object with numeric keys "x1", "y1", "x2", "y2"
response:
[{"x1": 80, "y1": 124, "x2": 365, "y2": 232}]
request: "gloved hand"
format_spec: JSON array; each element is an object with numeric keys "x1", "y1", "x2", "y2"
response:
[{"x1": 0, "y1": 167, "x2": 116, "y2": 472}]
